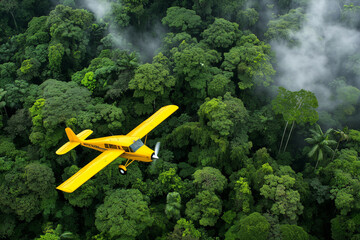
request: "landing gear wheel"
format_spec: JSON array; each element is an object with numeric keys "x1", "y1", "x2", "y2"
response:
[{"x1": 118, "y1": 165, "x2": 127, "y2": 175}]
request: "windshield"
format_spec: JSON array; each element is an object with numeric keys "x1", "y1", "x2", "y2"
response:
[{"x1": 130, "y1": 139, "x2": 144, "y2": 152}]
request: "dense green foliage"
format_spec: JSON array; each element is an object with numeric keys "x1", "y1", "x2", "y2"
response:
[{"x1": 1, "y1": 0, "x2": 360, "y2": 239}]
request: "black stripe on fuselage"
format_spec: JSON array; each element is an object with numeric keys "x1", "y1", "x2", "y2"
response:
[{"x1": 83, "y1": 143, "x2": 107, "y2": 151}]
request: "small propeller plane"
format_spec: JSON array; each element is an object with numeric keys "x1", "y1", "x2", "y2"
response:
[{"x1": 56, "y1": 105, "x2": 178, "y2": 193}]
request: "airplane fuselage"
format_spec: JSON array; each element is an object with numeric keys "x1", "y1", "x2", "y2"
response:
[{"x1": 81, "y1": 135, "x2": 154, "y2": 162}]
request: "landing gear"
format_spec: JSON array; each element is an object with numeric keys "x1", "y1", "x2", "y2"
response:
[
  {"x1": 119, "y1": 159, "x2": 135, "y2": 175},
  {"x1": 118, "y1": 165, "x2": 127, "y2": 175}
]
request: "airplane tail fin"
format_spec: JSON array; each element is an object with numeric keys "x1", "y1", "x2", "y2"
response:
[
  {"x1": 56, "y1": 128, "x2": 93, "y2": 155},
  {"x1": 65, "y1": 128, "x2": 81, "y2": 142}
]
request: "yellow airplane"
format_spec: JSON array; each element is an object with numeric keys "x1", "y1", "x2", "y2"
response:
[{"x1": 56, "y1": 105, "x2": 178, "y2": 193}]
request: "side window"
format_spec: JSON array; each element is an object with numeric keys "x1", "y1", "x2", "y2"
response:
[
  {"x1": 108, "y1": 144, "x2": 117, "y2": 149},
  {"x1": 105, "y1": 143, "x2": 118, "y2": 149}
]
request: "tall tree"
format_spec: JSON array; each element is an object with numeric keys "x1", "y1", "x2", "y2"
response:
[
  {"x1": 192, "y1": 0, "x2": 216, "y2": 18},
  {"x1": 322, "y1": 149, "x2": 360, "y2": 216},
  {"x1": 95, "y1": 189, "x2": 153, "y2": 239},
  {"x1": 193, "y1": 166, "x2": 227, "y2": 193},
  {"x1": 225, "y1": 212, "x2": 271, "y2": 240},
  {"x1": 201, "y1": 18, "x2": 241, "y2": 50},
  {"x1": 260, "y1": 174, "x2": 304, "y2": 221},
  {"x1": 72, "y1": 49, "x2": 139, "y2": 97},
  {"x1": 165, "y1": 192, "x2": 182, "y2": 220},
  {"x1": 185, "y1": 190, "x2": 222, "y2": 226},
  {"x1": 221, "y1": 33, "x2": 275, "y2": 89},
  {"x1": 272, "y1": 87, "x2": 318, "y2": 153},
  {"x1": 129, "y1": 54, "x2": 175, "y2": 113},
  {"x1": 0, "y1": 0, "x2": 19, "y2": 31},
  {"x1": 0, "y1": 159, "x2": 57, "y2": 222},
  {"x1": 279, "y1": 224, "x2": 309, "y2": 240},
  {"x1": 122, "y1": 0, "x2": 148, "y2": 25},
  {"x1": 172, "y1": 41, "x2": 221, "y2": 104},
  {"x1": 264, "y1": 8, "x2": 305, "y2": 45},
  {"x1": 0, "y1": 62, "x2": 17, "y2": 88},
  {"x1": 167, "y1": 218, "x2": 201, "y2": 240},
  {"x1": 162, "y1": 7, "x2": 203, "y2": 35},
  {"x1": 233, "y1": 177, "x2": 253, "y2": 213},
  {"x1": 46, "y1": 5, "x2": 94, "y2": 75}
]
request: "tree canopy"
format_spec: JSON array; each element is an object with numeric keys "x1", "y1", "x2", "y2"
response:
[{"x1": 1, "y1": 1, "x2": 360, "y2": 239}]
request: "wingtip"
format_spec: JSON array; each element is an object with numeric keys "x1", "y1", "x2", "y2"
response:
[
  {"x1": 167, "y1": 105, "x2": 179, "y2": 111},
  {"x1": 56, "y1": 186, "x2": 74, "y2": 193},
  {"x1": 56, "y1": 147, "x2": 67, "y2": 155}
]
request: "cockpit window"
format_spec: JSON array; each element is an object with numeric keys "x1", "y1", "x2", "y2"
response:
[{"x1": 130, "y1": 139, "x2": 144, "y2": 152}]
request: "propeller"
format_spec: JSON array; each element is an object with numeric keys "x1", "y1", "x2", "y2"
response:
[{"x1": 152, "y1": 142, "x2": 161, "y2": 160}]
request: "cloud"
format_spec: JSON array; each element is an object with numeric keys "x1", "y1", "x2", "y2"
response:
[
  {"x1": 81, "y1": 0, "x2": 165, "y2": 62},
  {"x1": 272, "y1": 0, "x2": 360, "y2": 110},
  {"x1": 123, "y1": 23, "x2": 166, "y2": 62},
  {"x1": 84, "y1": 0, "x2": 111, "y2": 20}
]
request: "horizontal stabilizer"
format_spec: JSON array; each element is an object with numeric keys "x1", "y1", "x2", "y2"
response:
[
  {"x1": 56, "y1": 128, "x2": 93, "y2": 155},
  {"x1": 77, "y1": 129, "x2": 93, "y2": 140},
  {"x1": 56, "y1": 142, "x2": 80, "y2": 155}
]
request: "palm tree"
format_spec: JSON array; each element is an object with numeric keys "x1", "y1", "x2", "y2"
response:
[{"x1": 305, "y1": 124, "x2": 336, "y2": 169}]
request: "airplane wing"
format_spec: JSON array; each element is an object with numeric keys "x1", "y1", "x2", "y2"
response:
[
  {"x1": 57, "y1": 150, "x2": 124, "y2": 193},
  {"x1": 127, "y1": 105, "x2": 179, "y2": 139}
]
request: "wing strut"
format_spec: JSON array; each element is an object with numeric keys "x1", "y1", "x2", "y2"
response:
[
  {"x1": 144, "y1": 135, "x2": 148, "y2": 145},
  {"x1": 125, "y1": 159, "x2": 135, "y2": 167}
]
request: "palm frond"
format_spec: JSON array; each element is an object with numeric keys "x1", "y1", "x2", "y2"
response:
[
  {"x1": 326, "y1": 139, "x2": 337, "y2": 146},
  {"x1": 325, "y1": 128, "x2": 334, "y2": 135},
  {"x1": 318, "y1": 149, "x2": 323, "y2": 162},
  {"x1": 305, "y1": 138, "x2": 317, "y2": 144},
  {"x1": 309, "y1": 128, "x2": 321, "y2": 137},
  {"x1": 308, "y1": 145, "x2": 319, "y2": 158},
  {"x1": 60, "y1": 232, "x2": 74, "y2": 239},
  {"x1": 315, "y1": 124, "x2": 323, "y2": 135},
  {"x1": 323, "y1": 145, "x2": 334, "y2": 155}
]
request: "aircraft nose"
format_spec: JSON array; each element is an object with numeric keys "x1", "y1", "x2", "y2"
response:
[{"x1": 136, "y1": 145, "x2": 154, "y2": 161}]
